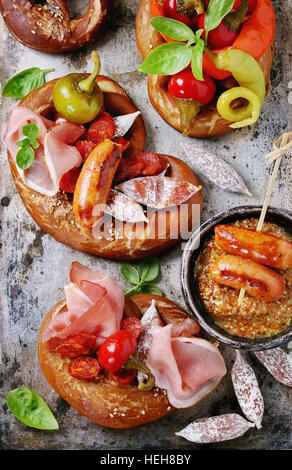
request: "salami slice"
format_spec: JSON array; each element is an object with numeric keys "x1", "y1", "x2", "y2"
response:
[
  {"x1": 254, "y1": 347, "x2": 292, "y2": 387},
  {"x1": 175, "y1": 414, "x2": 255, "y2": 443},
  {"x1": 231, "y1": 350, "x2": 264, "y2": 429},
  {"x1": 116, "y1": 174, "x2": 200, "y2": 209},
  {"x1": 93, "y1": 189, "x2": 148, "y2": 223}
]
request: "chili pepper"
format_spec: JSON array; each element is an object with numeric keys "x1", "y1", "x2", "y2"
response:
[
  {"x1": 52, "y1": 51, "x2": 104, "y2": 124},
  {"x1": 213, "y1": 49, "x2": 265, "y2": 128},
  {"x1": 232, "y1": 0, "x2": 275, "y2": 61},
  {"x1": 122, "y1": 349, "x2": 155, "y2": 391},
  {"x1": 97, "y1": 330, "x2": 137, "y2": 373}
]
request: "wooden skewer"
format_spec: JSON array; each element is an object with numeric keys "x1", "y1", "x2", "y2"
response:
[{"x1": 238, "y1": 132, "x2": 290, "y2": 306}]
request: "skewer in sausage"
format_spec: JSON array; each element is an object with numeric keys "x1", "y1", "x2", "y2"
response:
[
  {"x1": 214, "y1": 225, "x2": 292, "y2": 270},
  {"x1": 209, "y1": 254, "x2": 285, "y2": 302}
]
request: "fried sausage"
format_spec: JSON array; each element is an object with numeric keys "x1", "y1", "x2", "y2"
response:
[
  {"x1": 215, "y1": 224, "x2": 292, "y2": 270},
  {"x1": 73, "y1": 139, "x2": 122, "y2": 229},
  {"x1": 209, "y1": 254, "x2": 285, "y2": 302}
]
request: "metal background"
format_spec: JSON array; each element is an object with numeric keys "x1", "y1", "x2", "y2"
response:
[{"x1": 0, "y1": 0, "x2": 291, "y2": 450}]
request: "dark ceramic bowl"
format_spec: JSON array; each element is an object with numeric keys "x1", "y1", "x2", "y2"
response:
[{"x1": 181, "y1": 205, "x2": 292, "y2": 351}]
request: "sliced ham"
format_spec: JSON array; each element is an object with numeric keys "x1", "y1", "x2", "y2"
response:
[
  {"x1": 44, "y1": 123, "x2": 83, "y2": 189},
  {"x1": 42, "y1": 263, "x2": 125, "y2": 350},
  {"x1": 139, "y1": 302, "x2": 226, "y2": 408},
  {"x1": 4, "y1": 106, "x2": 83, "y2": 196}
]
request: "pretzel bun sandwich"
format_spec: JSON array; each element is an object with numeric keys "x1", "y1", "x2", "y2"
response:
[
  {"x1": 4, "y1": 52, "x2": 202, "y2": 260},
  {"x1": 38, "y1": 262, "x2": 227, "y2": 428},
  {"x1": 0, "y1": 0, "x2": 113, "y2": 53},
  {"x1": 136, "y1": 0, "x2": 275, "y2": 137}
]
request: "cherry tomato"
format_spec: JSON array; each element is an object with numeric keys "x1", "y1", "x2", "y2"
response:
[
  {"x1": 97, "y1": 330, "x2": 137, "y2": 373},
  {"x1": 168, "y1": 70, "x2": 216, "y2": 104},
  {"x1": 120, "y1": 317, "x2": 142, "y2": 340},
  {"x1": 198, "y1": 12, "x2": 238, "y2": 49},
  {"x1": 163, "y1": 0, "x2": 198, "y2": 28}
]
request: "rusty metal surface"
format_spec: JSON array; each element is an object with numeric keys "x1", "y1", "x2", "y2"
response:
[{"x1": 0, "y1": 0, "x2": 291, "y2": 450}]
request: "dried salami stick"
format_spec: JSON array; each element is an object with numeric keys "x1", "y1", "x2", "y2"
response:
[{"x1": 231, "y1": 350, "x2": 264, "y2": 429}]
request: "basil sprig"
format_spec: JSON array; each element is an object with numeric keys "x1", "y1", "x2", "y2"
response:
[
  {"x1": 16, "y1": 123, "x2": 40, "y2": 170},
  {"x1": 120, "y1": 257, "x2": 163, "y2": 297},
  {"x1": 7, "y1": 387, "x2": 59, "y2": 430},
  {"x1": 139, "y1": 0, "x2": 235, "y2": 81},
  {"x1": 2, "y1": 67, "x2": 54, "y2": 99},
  {"x1": 204, "y1": 0, "x2": 236, "y2": 38}
]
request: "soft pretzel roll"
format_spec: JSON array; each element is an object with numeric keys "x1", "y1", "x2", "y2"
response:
[
  {"x1": 136, "y1": 0, "x2": 274, "y2": 137},
  {"x1": 0, "y1": 0, "x2": 113, "y2": 53},
  {"x1": 38, "y1": 294, "x2": 219, "y2": 429},
  {"x1": 8, "y1": 77, "x2": 202, "y2": 260}
]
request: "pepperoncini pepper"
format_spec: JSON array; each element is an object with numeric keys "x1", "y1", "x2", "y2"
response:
[
  {"x1": 52, "y1": 51, "x2": 104, "y2": 124},
  {"x1": 123, "y1": 349, "x2": 155, "y2": 391},
  {"x1": 211, "y1": 49, "x2": 266, "y2": 128}
]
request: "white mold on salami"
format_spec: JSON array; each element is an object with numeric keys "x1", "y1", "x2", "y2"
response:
[
  {"x1": 181, "y1": 142, "x2": 252, "y2": 196},
  {"x1": 175, "y1": 413, "x2": 255, "y2": 443},
  {"x1": 113, "y1": 111, "x2": 141, "y2": 138},
  {"x1": 254, "y1": 347, "x2": 292, "y2": 387},
  {"x1": 231, "y1": 350, "x2": 264, "y2": 429},
  {"x1": 137, "y1": 300, "x2": 161, "y2": 362}
]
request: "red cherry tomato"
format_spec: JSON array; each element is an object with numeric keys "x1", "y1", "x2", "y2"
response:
[
  {"x1": 168, "y1": 70, "x2": 216, "y2": 104},
  {"x1": 163, "y1": 0, "x2": 198, "y2": 28},
  {"x1": 198, "y1": 12, "x2": 238, "y2": 49},
  {"x1": 97, "y1": 330, "x2": 137, "y2": 373}
]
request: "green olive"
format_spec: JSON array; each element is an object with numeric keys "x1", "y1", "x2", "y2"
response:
[{"x1": 52, "y1": 51, "x2": 104, "y2": 124}]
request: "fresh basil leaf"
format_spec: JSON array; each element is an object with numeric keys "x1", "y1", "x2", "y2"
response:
[
  {"x1": 141, "y1": 283, "x2": 163, "y2": 296},
  {"x1": 22, "y1": 123, "x2": 39, "y2": 140},
  {"x1": 204, "y1": 0, "x2": 235, "y2": 33},
  {"x1": 120, "y1": 263, "x2": 140, "y2": 285},
  {"x1": 16, "y1": 138, "x2": 30, "y2": 148},
  {"x1": 2, "y1": 67, "x2": 54, "y2": 99},
  {"x1": 191, "y1": 37, "x2": 205, "y2": 81},
  {"x1": 150, "y1": 16, "x2": 196, "y2": 44},
  {"x1": 7, "y1": 387, "x2": 59, "y2": 430},
  {"x1": 138, "y1": 257, "x2": 159, "y2": 283},
  {"x1": 123, "y1": 285, "x2": 142, "y2": 297},
  {"x1": 16, "y1": 146, "x2": 35, "y2": 170},
  {"x1": 29, "y1": 138, "x2": 40, "y2": 150},
  {"x1": 139, "y1": 42, "x2": 193, "y2": 75}
]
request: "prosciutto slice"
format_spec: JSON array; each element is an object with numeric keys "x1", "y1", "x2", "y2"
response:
[
  {"x1": 137, "y1": 302, "x2": 226, "y2": 408},
  {"x1": 4, "y1": 106, "x2": 83, "y2": 196},
  {"x1": 42, "y1": 263, "x2": 125, "y2": 350}
]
